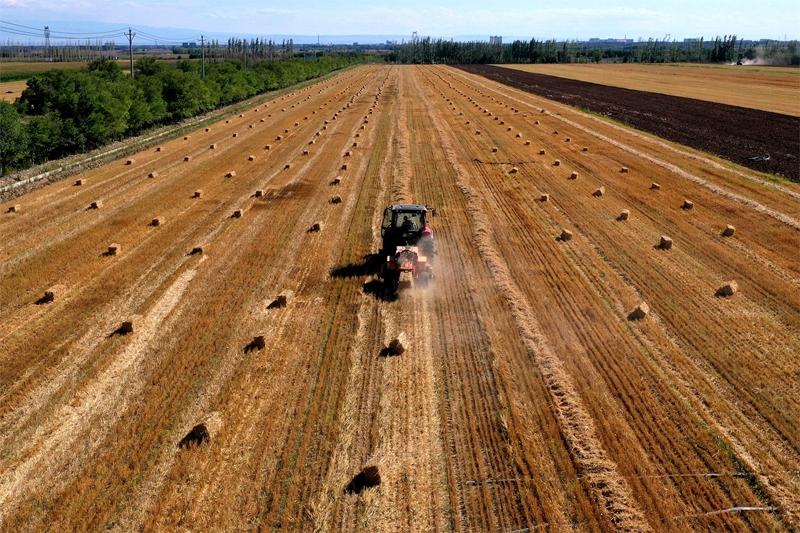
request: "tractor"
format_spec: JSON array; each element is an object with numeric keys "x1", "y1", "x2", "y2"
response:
[{"x1": 380, "y1": 204, "x2": 435, "y2": 294}]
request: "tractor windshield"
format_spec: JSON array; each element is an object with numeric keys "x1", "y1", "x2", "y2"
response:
[{"x1": 394, "y1": 211, "x2": 424, "y2": 232}]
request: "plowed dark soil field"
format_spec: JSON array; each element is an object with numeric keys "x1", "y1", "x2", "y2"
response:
[{"x1": 460, "y1": 64, "x2": 800, "y2": 181}]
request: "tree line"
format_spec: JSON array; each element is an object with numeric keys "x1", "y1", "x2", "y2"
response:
[
  {"x1": 0, "y1": 54, "x2": 365, "y2": 174},
  {"x1": 388, "y1": 35, "x2": 800, "y2": 65}
]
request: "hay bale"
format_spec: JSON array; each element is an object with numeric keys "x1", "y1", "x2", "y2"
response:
[
  {"x1": 184, "y1": 155, "x2": 191, "y2": 162},
  {"x1": 265, "y1": 144, "x2": 272, "y2": 150},
  {"x1": 190, "y1": 245, "x2": 204, "y2": 255},
  {"x1": 225, "y1": 170, "x2": 237, "y2": 178},
  {"x1": 89, "y1": 200, "x2": 102, "y2": 209},
  {"x1": 559, "y1": 229, "x2": 573, "y2": 241},
  {"x1": 309, "y1": 140, "x2": 316, "y2": 145},
  {"x1": 491, "y1": 147, "x2": 498, "y2": 153},
  {"x1": 540, "y1": 193, "x2": 550, "y2": 202},
  {"x1": 245, "y1": 335, "x2": 266, "y2": 352},
  {"x1": 552, "y1": 130, "x2": 558, "y2": 135},
  {"x1": 716, "y1": 280, "x2": 738, "y2": 297},
  {"x1": 344, "y1": 150, "x2": 352, "y2": 157},
  {"x1": 344, "y1": 465, "x2": 381, "y2": 494},
  {"x1": 239, "y1": 113, "x2": 244, "y2": 118},
  {"x1": 722, "y1": 224, "x2": 736, "y2": 237},
  {"x1": 107, "y1": 243, "x2": 121, "y2": 255},
  {"x1": 341, "y1": 163, "x2": 349, "y2": 170},
  {"x1": 582, "y1": 147, "x2": 588, "y2": 152},
  {"x1": 515, "y1": 133, "x2": 522, "y2": 138},
  {"x1": 39, "y1": 286, "x2": 60, "y2": 304},
  {"x1": 628, "y1": 302, "x2": 650, "y2": 320},
  {"x1": 284, "y1": 163, "x2": 291, "y2": 170},
  {"x1": 260, "y1": 118, "x2": 265, "y2": 122},
  {"x1": 148, "y1": 171, "x2": 158, "y2": 179},
  {"x1": 617, "y1": 209, "x2": 630, "y2": 221},
  {"x1": 270, "y1": 290, "x2": 294, "y2": 309},
  {"x1": 355, "y1": 133, "x2": 360, "y2": 138},
  {"x1": 303, "y1": 149, "x2": 310, "y2": 156},
  {"x1": 651, "y1": 182, "x2": 661, "y2": 190},
  {"x1": 193, "y1": 190, "x2": 202, "y2": 199},
  {"x1": 331, "y1": 176, "x2": 342, "y2": 185},
  {"x1": 155, "y1": 146, "x2": 162, "y2": 152},
  {"x1": 150, "y1": 217, "x2": 163, "y2": 227},
  {"x1": 539, "y1": 149, "x2": 546, "y2": 155},
  {"x1": 593, "y1": 187, "x2": 605, "y2": 197},
  {"x1": 6, "y1": 204, "x2": 20, "y2": 213},
  {"x1": 524, "y1": 140, "x2": 531, "y2": 145},
  {"x1": 330, "y1": 195, "x2": 343, "y2": 204},
  {"x1": 682, "y1": 199, "x2": 694, "y2": 210},
  {"x1": 620, "y1": 166, "x2": 629, "y2": 173},
  {"x1": 232, "y1": 132, "x2": 239, "y2": 138},
  {"x1": 387, "y1": 333, "x2": 407, "y2": 355},
  {"x1": 509, "y1": 167, "x2": 519, "y2": 174},
  {"x1": 74, "y1": 179, "x2": 84, "y2": 186},
  {"x1": 205, "y1": 127, "x2": 210, "y2": 132},
  {"x1": 276, "y1": 135, "x2": 283, "y2": 140},
  {"x1": 255, "y1": 189, "x2": 265, "y2": 198},
  {"x1": 658, "y1": 235, "x2": 673, "y2": 250},
  {"x1": 475, "y1": 130, "x2": 481, "y2": 135},
  {"x1": 231, "y1": 208, "x2": 243, "y2": 218},
  {"x1": 249, "y1": 124, "x2": 254, "y2": 129},
  {"x1": 294, "y1": 121, "x2": 299, "y2": 126},
  {"x1": 569, "y1": 171, "x2": 578, "y2": 180},
  {"x1": 535, "y1": 120, "x2": 540, "y2": 124},
  {"x1": 183, "y1": 136, "x2": 189, "y2": 141},
  {"x1": 553, "y1": 160, "x2": 561, "y2": 166},
  {"x1": 352, "y1": 142, "x2": 359, "y2": 147},
  {"x1": 119, "y1": 319, "x2": 134, "y2": 334},
  {"x1": 225, "y1": 120, "x2": 230, "y2": 124},
  {"x1": 125, "y1": 159, "x2": 135, "y2": 165},
  {"x1": 308, "y1": 221, "x2": 322, "y2": 232},
  {"x1": 178, "y1": 412, "x2": 223, "y2": 449}
]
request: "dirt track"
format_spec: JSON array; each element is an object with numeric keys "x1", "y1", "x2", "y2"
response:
[
  {"x1": 460, "y1": 64, "x2": 800, "y2": 182},
  {"x1": 1, "y1": 65, "x2": 799, "y2": 531}
]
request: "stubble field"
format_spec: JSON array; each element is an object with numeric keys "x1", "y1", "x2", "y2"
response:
[
  {"x1": 501, "y1": 62, "x2": 800, "y2": 116},
  {"x1": 1, "y1": 64, "x2": 798, "y2": 531}
]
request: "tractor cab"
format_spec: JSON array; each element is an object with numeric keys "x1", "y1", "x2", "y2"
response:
[{"x1": 381, "y1": 204, "x2": 432, "y2": 253}]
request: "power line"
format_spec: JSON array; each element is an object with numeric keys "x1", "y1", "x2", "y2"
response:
[{"x1": 0, "y1": 19, "x2": 126, "y2": 34}]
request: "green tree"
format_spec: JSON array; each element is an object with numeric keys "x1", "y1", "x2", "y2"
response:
[{"x1": 0, "y1": 102, "x2": 28, "y2": 174}]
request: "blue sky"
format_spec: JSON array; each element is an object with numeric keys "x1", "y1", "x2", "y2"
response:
[{"x1": 1, "y1": 0, "x2": 798, "y2": 41}]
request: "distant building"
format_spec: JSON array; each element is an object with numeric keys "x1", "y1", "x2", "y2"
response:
[
  {"x1": 489, "y1": 35, "x2": 502, "y2": 46},
  {"x1": 182, "y1": 42, "x2": 197, "y2": 48},
  {"x1": 587, "y1": 38, "x2": 634, "y2": 44}
]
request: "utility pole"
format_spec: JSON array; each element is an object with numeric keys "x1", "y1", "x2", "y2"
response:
[
  {"x1": 44, "y1": 26, "x2": 50, "y2": 61},
  {"x1": 125, "y1": 27, "x2": 135, "y2": 79},
  {"x1": 200, "y1": 34, "x2": 206, "y2": 78}
]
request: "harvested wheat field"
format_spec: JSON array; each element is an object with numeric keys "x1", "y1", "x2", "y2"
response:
[
  {"x1": 0, "y1": 80, "x2": 26, "y2": 102},
  {"x1": 1, "y1": 64, "x2": 799, "y2": 532},
  {"x1": 501, "y1": 62, "x2": 800, "y2": 116}
]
